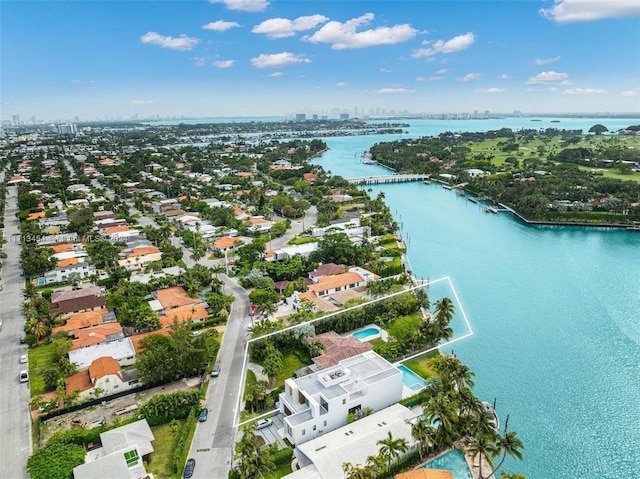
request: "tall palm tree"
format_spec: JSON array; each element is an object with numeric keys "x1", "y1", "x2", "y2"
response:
[
  {"x1": 411, "y1": 417, "x2": 437, "y2": 461},
  {"x1": 488, "y1": 418, "x2": 524, "y2": 479},
  {"x1": 433, "y1": 297, "x2": 455, "y2": 324},
  {"x1": 376, "y1": 431, "x2": 409, "y2": 475},
  {"x1": 465, "y1": 432, "x2": 501, "y2": 479},
  {"x1": 342, "y1": 462, "x2": 371, "y2": 479}
]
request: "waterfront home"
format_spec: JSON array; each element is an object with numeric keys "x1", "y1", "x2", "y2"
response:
[
  {"x1": 73, "y1": 419, "x2": 154, "y2": 479},
  {"x1": 307, "y1": 331, "x2": 373, "y2": 369},
  {"x1": 278, "y1": 351, "x2": 403, "y2": 446},
  {"x1": 309, "y1": 263, "x2": 347, "y2": 281},
  {"x1": 283, "y1": 403, "x2": 417, "y2": 478},
  {"x1": 306, "y1": 271, "x2": 368, "y2": 298}
]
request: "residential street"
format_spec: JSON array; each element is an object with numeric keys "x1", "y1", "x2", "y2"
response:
[{"x1": 0, "y1": 181, "x2": 31, "y2": 479}]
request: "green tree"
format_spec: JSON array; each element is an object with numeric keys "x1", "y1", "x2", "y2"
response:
[
  {"x1": 376, "y1": 431, "x2": 409, "y2": 474},
  {"x1": 588, "y1": 124, "x2": 608, "y2": 135},
  {"x1": 411, "y1": 416, "x2": 437, "y2": 461},
  {"x1": 27, "y1": 442, "x2": 86, "y2": 479}
]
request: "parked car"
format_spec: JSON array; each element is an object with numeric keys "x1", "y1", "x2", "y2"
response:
[
  {"x1": 198, "y1": 408, "x2": 208, "y2": 422},
  {"x1": 254, "y1": 418, "x2": 273, "y2": 430},
  {"x1": 183, "y1": 458, "x2": 195, "y2": 478},
  {"x1": 19, "y1": 370, "x2": 29, "y2": 383},
  {"x1": 19, "y1": 336, "x2": 25, "y2": 344},
  {"x1": 211, "y1": 364, "x2": 221, "y2": 377},
  {"x1": 20, "y1": 354, "x2": 27, "y2": 364}
]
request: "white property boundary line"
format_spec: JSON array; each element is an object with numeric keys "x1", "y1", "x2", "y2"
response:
[{"x1": 234, "y1": 275, "x2": 474, "y2": 428}]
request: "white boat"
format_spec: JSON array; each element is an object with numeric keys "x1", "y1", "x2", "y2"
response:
[{"x1": 482, "y1": 401, "x2": 499, "y2": 431}]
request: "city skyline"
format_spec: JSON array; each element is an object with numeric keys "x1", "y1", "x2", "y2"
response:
[{"x1": 2, "y1": 0, "x2": 640, "y2": 122}]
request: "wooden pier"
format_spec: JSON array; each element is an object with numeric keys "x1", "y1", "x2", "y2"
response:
[{"x1": 348, "y1": 174, "x2": 431, "y2": 185}]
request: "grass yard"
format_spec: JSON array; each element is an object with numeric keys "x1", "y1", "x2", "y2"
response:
[
  {"x1": 578, "y1": 165, "x2": 640, "y2": 184},
  {"x1": 148, "y1": 421, "x2": 184, "y2": 479},
  {"x1": 275, "y1": 350, "x2": 309, "y2": 387},
  {"x1": 28, "y1": 342, "x2": 55, "y2": 397},
  {"x1": 403, "y1": 352, "x2": 439, "y2": 379}
]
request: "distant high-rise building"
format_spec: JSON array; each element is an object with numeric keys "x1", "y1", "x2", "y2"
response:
[
  {"x1": 295, "y1": 113, "x2": 306, "y2": 121},
  {"x1": 57, "y1": 123, "x2": 77, "y2": 135},
  {"x1": 12, "y1": 115, "x2": 20, "y2": 125},
  {"x1": 339, "y1": 113, "x2": 349, "y2": 120},
  {"x1": 312, "y1": 114, "x2": 318, "y2": 120}
]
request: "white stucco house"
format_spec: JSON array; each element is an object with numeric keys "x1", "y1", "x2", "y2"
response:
[{"x1": 278, "y1": 351, "x2": 403, "y2": 445}]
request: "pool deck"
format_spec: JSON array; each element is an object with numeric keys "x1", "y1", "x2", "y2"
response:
[{"x1": 462, "y1": 448, "x2": 494, "y2": 479}]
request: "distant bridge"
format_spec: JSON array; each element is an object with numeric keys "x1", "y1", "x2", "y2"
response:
[{"x1": 348, "y1": 174, "x2": 431, "y2": 185}]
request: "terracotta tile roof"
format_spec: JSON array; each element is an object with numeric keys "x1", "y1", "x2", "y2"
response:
[
  {"x1": 249, "y1": 217, "x2": 268, "y2": 224},
  {"x1": 303, "y1": 173, "x2": 318, "y2": 180},
  {"x1": 128, "y1": 246, "x2": 161, "y2": 257},
  {"x1": 27, "y1": 211, "x2": 46, "y2": 221},
  {"x1": 89, "y1": 356, "x2": 122, "y2": 381},
  {"x1": 103, "y1": 225, "x2": 132, "y2": 234},
  {"x1": 65, "y1": 370, "x2": 93, "y2": 395},
  {"x1": 71, "y1": 323, "x2": 123, "y2": 349},
  {"x1": 396, "y1": 469, "x2": 454, "y2": 479},
  {"x1": 235, "y1": 171, "x2": 253, "y2": 177},
  {"x1": 310, "y1": 263, "x2": 347, "y2": 278},
  {"x1": 57, "y1": 257, "x2": 79, "y2": 267},
  {"x1": 214, "y1": 236, "x2": 239, "y2": 249},
  {"x1": 233, "y1": 207, "x2": 246, "y2": 215},
  {"x1": 52, "y1": 243, "x2": 73, "y2": 253},
  {"x1": 51, "y1": 286, "x2": 102, "y2": 303},
  {"x1": 51, "y1": 309, "x2": 108, "y2": 334},
  {"x1": 130, "y1": 329, "x2": 171, "y2": 353},
  {"x1": 155, "y1": 286, "x2": 201, "y2": 309},
  {"x1": 307, "y1": 272, "x2": 364, "y2": 294},
  {"x1": 310, "y1": 331, "x2": 373, "y2": 369},
  {"x1": 159, "y1": 304, "x2": 208, "y2": 328}
]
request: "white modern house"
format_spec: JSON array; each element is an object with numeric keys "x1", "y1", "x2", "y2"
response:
[
  {"x1": 42, "y1": 262, "x2": 97, "y2": 285},
  {"x1": 73, "y1": 419, "x2": 155, "y2": 479},
  {"x1": 278, "y1": 351, "x2": 403, "y2": 445}
]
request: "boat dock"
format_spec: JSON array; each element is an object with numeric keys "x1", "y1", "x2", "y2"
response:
[{"x1": 348, "y1": 174, "x2": 431, "y2": 185}]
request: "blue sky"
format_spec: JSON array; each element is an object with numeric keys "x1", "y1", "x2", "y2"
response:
[{"x1": 2, "y1": 0, "x2": 640, "y2": 121}]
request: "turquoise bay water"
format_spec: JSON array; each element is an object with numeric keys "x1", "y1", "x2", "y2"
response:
[
  {"x1": 312, "y1": 118, "x2": 640, "y2": 478},
  {"x1": 424, "y1": 449, "x2": 473, "y2": 479}
]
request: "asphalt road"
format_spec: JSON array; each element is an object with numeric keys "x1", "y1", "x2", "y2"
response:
[{"x1": 0, "y1": 182, "x2": 32, "y2": 479}]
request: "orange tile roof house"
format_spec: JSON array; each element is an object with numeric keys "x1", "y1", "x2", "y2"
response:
[
  {"x1": 51, "y1": 309, "x2": 110, "y2": 335},
  {"x1": 154, "y1": 286, "x2": 203, "y2": 310},
  {"x1": 27, "y1": 211, "x2": 46, "y2": 221},
  {"x1": 158, "y1": 304, "x2": 208, "y2": 328},
  {"x1": 71, "y1": 323, "x2": 125, "y2": 350},
  {"x1": 212, "y1": 235, "x2": 246, "y2": 253},
  {"x1": 66, "y1": 356, "x2": 140, "y2": 400},
  {"x1": 306, "y1": 272, "x2": 366, "y2": 297}
]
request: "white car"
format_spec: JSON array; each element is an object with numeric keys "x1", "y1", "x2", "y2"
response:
[
  {"x1": 254, "y1": 418, "x2": 273, "y2": 430},
  {"x1": 20, "y1": 355, "x2": 27, "y2": 364},
  {"x1": 19, "y1": 370, "x2": 29, "y2": 383}
]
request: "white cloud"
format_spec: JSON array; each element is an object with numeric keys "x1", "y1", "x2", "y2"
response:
[
  {"x1": 540, "y1": 0, "x2": 640, "y2": 22},
  {"x1": 209, "y1": 0, "x2": 268, "y2": 12},
  {"x1": 202, "y1": 20, "x2": 240, "y2": 32},
  {"x1": 268, "y1": 72, "x2": 284, "y2": 77},
  {"x1": 70, "y1": 79, "x2": 95, "y2": 84},
  {"x1": 474, "y1": 88, "x2": 506, "y2": 94},
  {"x1": 500, "y1": 74, "x2": 509, "y2": 79},
  {"x1": 621, "y1": 88, "x2": 640, "y2": 96},
  {"x1": 532, "y1": 55, "x2": 561, "y2": 65},
  {"x1": 365, "y1": 88, "x2": 416, "y2": 94},
  {"x1": 562, "y1": 88, "x2": 607, "y2": 95},
  {"x1": 336, "y1": 82, "x2": 349, "y2": 87},
  {"x1": 130, "y1": 100, "x2": 155, "y2": 105},
  {"x1": 140, "y1": 32, "x2": 199, "y2": 51},
  {"x1": 526, "y1": 71, "x2": 570, "y2": 84},
  {"x1": 213, "y1": 60, "x2": 235, "y2": 68},
  {"x1": 436, "y1": 68, "x2": 451, "y2": 74},
  {"x1": 416, "y1": 76, "x2": 445, "y2": 82},
  {"x1": 456, "y1": 73, "x2": 481, "y2": 82},
  {"x1": 380, "y1": 68, "x2": 392, "y2": 73},
  {"x1": 252, "y1": 15, "x2": 328, "y2": 39},
  {"x1": 412, "y1": 32, "x2": 475, "y2": 58},
  {"x1": 250, "y1": 52, "x2": 311, "y2": 68},
  {"x1": 305, "y1": 13, "x2": 416, "y2": 49}
]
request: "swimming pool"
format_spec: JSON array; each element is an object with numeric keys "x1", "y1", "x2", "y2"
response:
[
  {"x1": 423, "y1": 449, "x2": 473, "y2": 479},
  {"x1": 351, "y1": 327, "x2": 380, "y2": 341},
  {"x1": 397, "y1": 364, "x2": 427, "y2": 391}
]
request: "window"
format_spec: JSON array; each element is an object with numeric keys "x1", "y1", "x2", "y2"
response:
[
  {"x1": 323, "y1": 420, "x2": 327, "y2": 427},
  {"x1": 313, "y1": 425, "x2": 316, "y2": 431},
  {"x1": 302, "y1": 429, "x2": 306, "y2": 436},
  {"x1": 342, "y1": 399, "x2": 346, "y2": 405}
]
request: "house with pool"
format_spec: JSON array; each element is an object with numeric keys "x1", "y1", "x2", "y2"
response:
[{"x1": 278, "y1": 351, "x2": 403, "y2": 445}]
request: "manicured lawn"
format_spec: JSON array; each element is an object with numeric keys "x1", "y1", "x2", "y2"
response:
[
  {"x1": 578, "y1": 165, "x2": 640, "y2": 184},
  {"x1": 275, "y1": 351, "x2": 309, "y2": 387},
  {"x1": 404, "y1": 352, "x2": 439, "y2": 379},
  {"x1": 268, "y1": 464, "x2": 293, "y2": 478},
  {"x1": 244, "y1": 369, "x2": 257, "y2": 400},
  {"x1": 28, "y1": 342, "x2": 55, "y2": 397},
  {"x1": 148, "y1": 421, "x2": 183, "y2": 479}
]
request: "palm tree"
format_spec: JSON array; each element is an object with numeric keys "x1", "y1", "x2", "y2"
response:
[
  {"x1": 342, "y1": 462, "x2": 371, "y2": 479},
  {"x1": 33, "y1": 321, "x2": 47, "y2": 341},
  {"x1": 365, "y1": 453, "x2": 386, "y2": 477},
  {"x1": 433, "y1": 297, "x2": 455, "y2": 325},
  {"x1": 498, "y1": 472, "x2": 526, "y2": 479},
  {"x1": 411, "y1": 417, "x2": 437, "y2": 461},
  {"x1": 488, "y1": 418, "x2": 524, "y2": 479},
  {"x1": 465, "y1": 433, "x2": 501, "y2": 479},
  {"x1": 376, "y1": 431, "x2": 409, "y2": 475}
]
